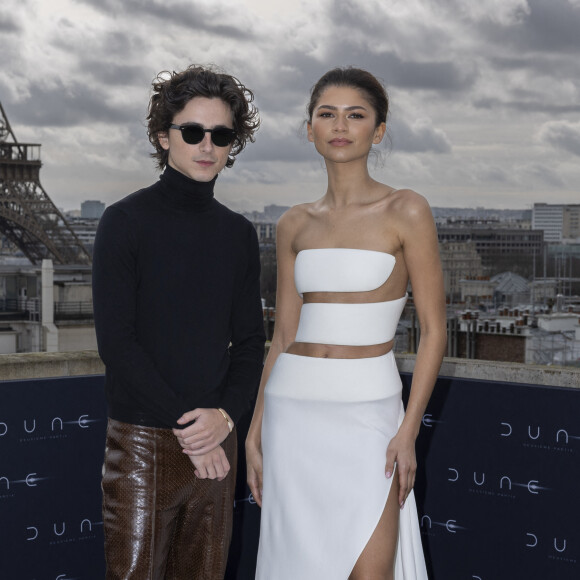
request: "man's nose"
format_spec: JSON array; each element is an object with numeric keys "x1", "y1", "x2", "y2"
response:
[{"x1": 199, "y1": 133, "x2": 214, "y2": 151}]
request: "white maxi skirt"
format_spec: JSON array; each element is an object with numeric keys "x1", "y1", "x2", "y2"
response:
[{"x1": 255, "y1": 351, "x2": 428, "y2": 580}]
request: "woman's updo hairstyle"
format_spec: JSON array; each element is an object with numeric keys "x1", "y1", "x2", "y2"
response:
[{"x1": 307, "y1": 67, "x2": 389, "y2": 128}]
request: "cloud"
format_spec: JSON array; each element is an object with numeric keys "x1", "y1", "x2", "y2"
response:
[
  {"x1": 474, "y1": 163, "x2": 512, "y2": 185},
  {"x1": 536, "y1": 120, "x2": 580, "y2": 156},
  {"x1": 1, "y1": 0, "x2": 579, "y2": 212},
  {"x1": 241, "y1": 130, "x2": 313, "y2": 163},
  {"x1": 473, "y1": 97, "x2": 580, "y2": 114},
  {"x1": 321, "y1": 42, "x2": 478, "y2": 93},
  {"x1": 49, "y1": 21, "x2": 149, "y2": 70},
  {"x1": 472, "y1": 0, "x2": 580, "y2": 54},
  {"x1": 389, "y1": 118, "x2": 452, "y2": 154},
  {"x1": 519, "y1": 162, "x2": 567, "y2": 188},
  {"x1": 448, "y1": 0, "x2": 531, "y2": 26},
  {"x1": 5, "y1": 78, "x2": 138, "y2": 127},
  {"x1": 523, "y1": 0, "x2": 580, "y2": 53},
  {"x1": 76, "y1": 60, "x2": 150, "y2": 86},
  {"x1": 0, "y1": 11, "x2": 21, "y2": 32},
  {"x1": 75, "y1": 0, "x2": 255, "y2": 40}
]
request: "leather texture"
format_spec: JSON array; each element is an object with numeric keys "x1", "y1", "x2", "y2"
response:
[{"x1": 102, "y1": 418, "x2": 237, "y2": 579}]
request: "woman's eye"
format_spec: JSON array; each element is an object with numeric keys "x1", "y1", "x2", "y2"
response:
[
  {"x1": 349, "y1": 113, "x2": 364, "y2": 119},
  {"x1": 319, "y1": 112, "x2": 333, "y2": 118}
]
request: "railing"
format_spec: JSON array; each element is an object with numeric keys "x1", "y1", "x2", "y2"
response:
[
  {"x1": 0, "y1": 298, "x2": 22, "y2": 311},
  {"x1": 0, "y1": 297, "x2": 39, "y2": 321},
  {"x1": 54, "y1": 301, "x2": 94, "y2": 320}
]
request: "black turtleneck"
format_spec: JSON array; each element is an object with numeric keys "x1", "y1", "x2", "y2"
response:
[{"x1": 92, "y1": 165, "x2": 266, "y2": 428}]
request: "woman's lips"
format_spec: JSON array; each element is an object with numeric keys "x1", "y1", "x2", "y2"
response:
[{"x1": 329, "y1": 138, "x2": 352, "y2": 146}]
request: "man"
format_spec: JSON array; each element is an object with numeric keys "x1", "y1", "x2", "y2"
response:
[{"x1": 92, "y1": 65, "x2": 265, "y2": 579}]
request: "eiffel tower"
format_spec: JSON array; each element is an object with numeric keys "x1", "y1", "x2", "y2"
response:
[{"x1": 0, "y1": 100, "x2": 90, "y2": 265}]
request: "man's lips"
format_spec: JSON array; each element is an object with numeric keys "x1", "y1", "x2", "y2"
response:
[{"x1": 195, "y1": 160, "x2": 216, "y2": 166}]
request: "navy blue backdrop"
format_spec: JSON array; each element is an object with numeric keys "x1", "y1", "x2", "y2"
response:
[{"x1": 0, "y1": 372, "x2": 578, "y2": 579}]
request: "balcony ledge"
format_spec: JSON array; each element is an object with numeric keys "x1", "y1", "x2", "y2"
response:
[
  {"x1": 0, "y1": 350, "x2": 578, "y2": 389},
  {"x1": 396, "y1": 353, "x2": 580, "y2": 389},
  {"x1": 0, "y1": 349, "x2": 104, "y2": 380}
]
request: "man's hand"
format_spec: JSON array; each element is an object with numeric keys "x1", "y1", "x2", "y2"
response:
[
  {"x1": 173, "y1": 408, "x2": 231, "y2": 455},
  {"x1": 188, "y1": 446, "x2": 230, "y2": 480}
]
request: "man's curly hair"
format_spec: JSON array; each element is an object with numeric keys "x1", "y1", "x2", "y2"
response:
[{"x1": 147, "y1": 64, "x2": 260, "y2": 170}]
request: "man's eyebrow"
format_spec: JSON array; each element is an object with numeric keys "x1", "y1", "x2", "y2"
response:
[{"x1": 316, "y1": 105, "x2": 369, "y2": 111}]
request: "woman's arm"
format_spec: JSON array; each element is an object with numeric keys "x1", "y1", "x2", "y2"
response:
[
  {"x1": 384, "y1": 191, "x2": 447, "y2": 507},
  {"x1": 245, "y1": 209, "x2": 304, "y2": 507}
]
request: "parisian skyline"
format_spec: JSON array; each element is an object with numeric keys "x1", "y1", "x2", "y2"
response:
[{"x1": 1, "y1": 0, "x2": 579, "y2": 213}]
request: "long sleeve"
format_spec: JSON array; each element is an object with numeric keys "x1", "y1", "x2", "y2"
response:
[
  {"x1": 92, "y1": 205, "x2": 190, "y2": 427},
  {"x1": 219, "y1": 225, "x2": 266, "y2": 424}
]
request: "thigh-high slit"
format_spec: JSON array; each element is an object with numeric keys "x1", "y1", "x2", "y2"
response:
[{"x1": 255, "y1": 351, "x2": 427, "y2": 580}]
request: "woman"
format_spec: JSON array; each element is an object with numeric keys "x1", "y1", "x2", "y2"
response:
[{"x1": 247, "y1": 67, "x2": 446, "y2": 579}]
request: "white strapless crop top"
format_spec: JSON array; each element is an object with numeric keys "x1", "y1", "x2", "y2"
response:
[{"x1": 294, "y1": 249, "x2": 407, "y2": 346}]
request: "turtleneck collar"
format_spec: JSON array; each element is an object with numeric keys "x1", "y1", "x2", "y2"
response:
[{"x1": 158, "y1": 164, "x2": 217, "y2": 211}]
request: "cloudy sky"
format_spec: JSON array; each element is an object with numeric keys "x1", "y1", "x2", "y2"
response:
[{"x1": 1, "y1": 0, "x2": 579, "y2": 213}]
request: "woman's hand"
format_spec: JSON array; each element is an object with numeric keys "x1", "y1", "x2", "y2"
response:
[
  {"x1": 385, "y1": 431, "x2": 417, "y2": 509},
  {"x1": 246, "y1": 441, "x2": 264, "y2": 507}
]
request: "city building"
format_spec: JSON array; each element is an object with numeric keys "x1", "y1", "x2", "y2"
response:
[
  {"x1": 431, "y1": 207, "x2": 531, "y2": 226},
  {"x1": 437, "y1": 225, "x2": 544, "y2": 277},
  {"x1": 81, "y1": 200, "x2": 105, "y2": 219},
  {"x1": 458, "y1": 276, "x2": 495, "y2": 308},
  {"x1": 532, "y1": 203, "x2": 580, "y2": 242},
  {"x1": 263, "y1": 204, "x2": 290, "y2": 222},
  {"x1": 438, "y1": 240, "x2": 484, "y2": 300},
  {"x1": 66, "y1": 217, "x2": 100, "y2": 255},
  {"x1": 447, "y1": 304, "x2": 580, "y2": 366},
  {"x1": 0, "y1": 260, "x2": 95, "y2": 353},
  {"x1": 253, "y1": 222, "x2": 277, "y2": 242}
]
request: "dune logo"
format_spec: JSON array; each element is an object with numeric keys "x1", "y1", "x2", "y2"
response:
[
  {"x1": 473, "y1": 472, "x2": 485, "y2": 486},
  {"x1": 500, "y1": 422, "x2": 571, "y2": 445},
  {"x1": 500, "y1": 476, "x2": 511, "y2": 490},
  {"x1": 446, "y1": 469, "x2": 544, "y2": 494},
  {"x1": 421, "y1": 414, "x2": 443, "y2": 428},
  {"x1": 233, "y1": 493, "x2": 257, "y2": 508},
  {"x1": 1, "y1": 414, "x2": 93, "y2": 436},
  {"x1": 0, "y1": 473, "x2": 41, "y2": 490},
  {"x1": 420, "y1": 515, "x2": 464, "y2": 534},
  {"x1": 526, "y1": 533, "x2": 568, "y2": 553},
  {"x1": 26, "y1": 518, "x2": 99, "y2": 541}
]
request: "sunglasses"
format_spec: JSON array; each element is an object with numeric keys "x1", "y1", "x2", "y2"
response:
[{"x1": 169, "y1": 123, "x2": 237, "y2": 147}]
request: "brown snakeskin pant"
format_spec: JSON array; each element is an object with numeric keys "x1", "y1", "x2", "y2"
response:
[{"x1": 102, "y1": 418, "x2": 237, "y2": 580}]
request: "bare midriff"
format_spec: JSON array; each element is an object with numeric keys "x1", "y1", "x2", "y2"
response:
[
  {"x1": 285, "y1": 340, "x2": 394, "y2": 359},
  {"x1": 286, "y1": 289, "x2": 400, "y2": 359}
]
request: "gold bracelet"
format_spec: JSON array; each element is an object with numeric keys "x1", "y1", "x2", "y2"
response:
[{"x1": 218, "y1": 408, "x2": 234, "y2": 432}]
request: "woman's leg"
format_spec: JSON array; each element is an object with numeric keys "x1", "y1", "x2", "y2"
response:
[{"x1": 349, "y1": 470, "x2": 400, "y2": 580}]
